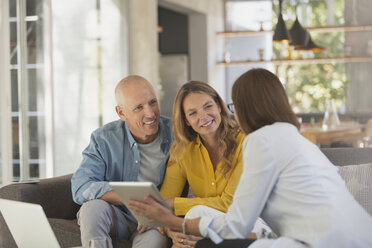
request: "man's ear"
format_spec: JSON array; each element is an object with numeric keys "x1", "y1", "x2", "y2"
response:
[{"x1": 115, "y1": 106, "x2": 127, "y2": 121}]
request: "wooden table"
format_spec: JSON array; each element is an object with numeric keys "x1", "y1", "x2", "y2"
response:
[{"x1": 300, "y1": 123, "x2": 364, "y2": 146}]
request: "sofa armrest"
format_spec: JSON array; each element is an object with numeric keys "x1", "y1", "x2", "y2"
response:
[{"x1": 0, "y1": 174, "x2": 80, "y2": 220}]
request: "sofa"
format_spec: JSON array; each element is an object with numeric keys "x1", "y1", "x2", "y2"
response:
[
  {"x1": 1, "y1": 147, "x2": 372, "y2": 248},
  {"x1": 0, "y1": 174, "x2": 81, "y2": 248}
]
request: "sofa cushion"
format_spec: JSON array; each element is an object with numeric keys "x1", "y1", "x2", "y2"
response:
[
  {"x1": 49, "y1": 218, "x2": 81, "y2": 248},
  {"x1": 0, "y1": 213, "x2": 17, "y2": 248},
  {"x1": 337, "y1": 163, "x2": 372, "y2": 216}
]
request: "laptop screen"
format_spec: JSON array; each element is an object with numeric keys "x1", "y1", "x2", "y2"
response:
[{"x1": 0, "y1": 199, "x2": 60, "y2": 248}]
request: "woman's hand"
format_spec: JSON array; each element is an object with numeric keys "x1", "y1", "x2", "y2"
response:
[
  {"x1": 167, "y1": 228, "x2": 202, "y2": 248},
  {"x1": 129, "y1": 196, "x2": 174, "y2": 225},
  {"x1": 137, "y1": 224, "x2": 152, "y2": 234}
]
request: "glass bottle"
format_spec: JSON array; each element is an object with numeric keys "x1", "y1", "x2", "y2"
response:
[{"x1": 322, "y1": 99, "x2": 340, "y2": 130}]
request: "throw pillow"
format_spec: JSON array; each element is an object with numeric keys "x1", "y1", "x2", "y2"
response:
[{"x1": 337, "y1": 163, "x2": 372, "y2": 216}]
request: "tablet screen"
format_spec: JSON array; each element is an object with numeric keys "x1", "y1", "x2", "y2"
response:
[{"x1": 109, "y1": 181, "x2": 169, "y2": 227}]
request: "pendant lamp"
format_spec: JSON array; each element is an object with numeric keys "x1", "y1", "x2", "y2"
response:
[
  {"x1": 273, "y1": 0, "x2": 291, "y2": 43},
  {"x1": 289, "y1": 17, "x2": 309, "y2": 48},
  {"x1": 295, "y1": 35, "x2": 324, "y2": 53}
]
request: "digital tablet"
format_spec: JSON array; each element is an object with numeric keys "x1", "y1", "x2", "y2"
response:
[{"x1": 109, "y1": 181, "x2": 169, "y2": 227}]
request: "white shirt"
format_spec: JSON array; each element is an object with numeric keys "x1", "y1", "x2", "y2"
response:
[{"x1": 199, "y1": 122, "x2": 372, "y2": 247}]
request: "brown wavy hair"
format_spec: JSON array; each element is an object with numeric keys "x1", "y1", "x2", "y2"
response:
[
  {"x1": 171, "y1": 81, "x2": 239, "y2": 175},
  {"x1": 232, "y1": 68, "x2": 300, "y2": 135}
]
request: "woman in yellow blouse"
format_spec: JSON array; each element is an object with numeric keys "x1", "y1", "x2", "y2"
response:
[{"x1": 160, "y1": 81, "x2": 264, "y2": 247}]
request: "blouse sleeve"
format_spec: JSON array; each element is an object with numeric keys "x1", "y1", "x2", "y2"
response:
[
  {"x1": 160, "y1": 157, "x2": 187, "y2": 202},
  {"x1": 199, "y1": 134, "x2": 280, "y2": 242}
]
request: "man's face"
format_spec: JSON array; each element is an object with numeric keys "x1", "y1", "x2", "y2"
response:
[{"x1": 116, "y1": 82, "x2": 160, "y2": 144}]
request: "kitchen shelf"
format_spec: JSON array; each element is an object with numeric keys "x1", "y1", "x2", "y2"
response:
[
  {"x1": 217, "y1": 56, "x2": 372, "y2": 66},
  {"x1": 217, "y1": 25, "x2": 372, "y2": 37}
]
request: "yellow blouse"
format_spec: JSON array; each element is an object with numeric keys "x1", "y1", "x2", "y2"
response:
[{"x1": 160, "y1": 131, "x2": 245, "y2": 216}]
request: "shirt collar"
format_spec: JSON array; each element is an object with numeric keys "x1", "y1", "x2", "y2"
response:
[
  {"x1": 195, "y1": 134, "x2": 203, "y2": 147},
  {"x1": 158, "y1": 117, "x2": 171, "y2": 145},
  {"x1": 124, "y1": 122, "x2": 137, "y2": 148}
]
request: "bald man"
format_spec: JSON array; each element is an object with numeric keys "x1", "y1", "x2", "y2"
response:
[{"x1": 71, "y1": 75, "x2": 173, "y2": 248}]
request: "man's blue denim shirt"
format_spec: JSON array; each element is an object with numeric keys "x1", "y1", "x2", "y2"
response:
[{"x1": 71, "y1": 116, "x2": 173, "y2": 205}]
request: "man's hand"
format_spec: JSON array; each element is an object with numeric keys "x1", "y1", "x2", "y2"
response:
[
  {"x1": 99, "y1": 190, "x2": 124, "y2": 206},
  {"x1": 167, "y1": 228, "x2": 202, "y2": 248}
]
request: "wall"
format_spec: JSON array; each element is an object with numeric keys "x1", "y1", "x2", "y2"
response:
[
  {"x1": 225, "y1": 35, "x2": 273, "y2": 104},
  {"x1": 159, "y1": 55, "x2": 189, "y2": 117},
  {"x1": 127, "y1": 0, "x2": 159, "y2": 95},
  {"x1": 0, "y1": 0, "x2": 12, "y2": 185},
  {"x1": 223, "y1": 1, "x2": 273, "y2": 104}
]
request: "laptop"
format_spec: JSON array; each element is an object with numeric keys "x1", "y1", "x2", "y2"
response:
[{"x1": 0, "y1": 199, "x2": 61, "y2": 248}]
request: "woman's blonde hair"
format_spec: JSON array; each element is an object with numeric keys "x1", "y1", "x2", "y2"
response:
[{"x1": 171, "y1": 81, "x2": 238, "y2": 175}]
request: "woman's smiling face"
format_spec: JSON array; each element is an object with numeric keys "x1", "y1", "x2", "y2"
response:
[{"x1": 182, "y1": 92, "x2": 222, "y2": 139}]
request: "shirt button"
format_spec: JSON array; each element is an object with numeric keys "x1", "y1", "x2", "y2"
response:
[
  {"x1": 134, "y1": 143, "x2": 137, "y2": 146},
  {"x1": 135, "y1": 160, "x2": 138, "y2": 163},
  {"x1": 211, "y1": 182, "x2": 215, "y2": 186}
]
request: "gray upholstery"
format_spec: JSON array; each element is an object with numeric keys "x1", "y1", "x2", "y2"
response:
[
  {"x1": 1, "y1": 148, "x2": 372, "y2": 247},
  {"x1": 337, "y1": 163, "x2": 372, "y2": 216},
  {"x1": 48, "y1": 218, "x2": 81, "y2": 248},
  {"x1": 321, "y1": 147, "x2": 372, "y2": 166},
  {"x1": 0, "y1": 174, "x2": 81, "y2": 248}
]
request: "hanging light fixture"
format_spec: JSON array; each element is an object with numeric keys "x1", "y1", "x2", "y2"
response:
[
  {"x1": 289, "y1": 16, "x2": 309, "y2": 48},
  {"x1": 295, "y1": 34, "x2": 324, "y2": 53},
  {"x1": 273, "y1": 0, "x2": 291, "y2": 43}
]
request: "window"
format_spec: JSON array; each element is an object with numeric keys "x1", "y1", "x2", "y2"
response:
[
  {"x1": 1, "y1": 0, "x2": 52, "y2": 184},
  {"x1": 223, "y1": 0, "x2": 372, "y2": 121}
]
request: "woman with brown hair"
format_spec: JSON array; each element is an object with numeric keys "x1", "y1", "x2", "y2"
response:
[
  {"x1": 129, "y1": 68, "x2": 372, "y2": 247},
  {"x1": 159, "y1": 81, "x2": 268, "y2": 247}
]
